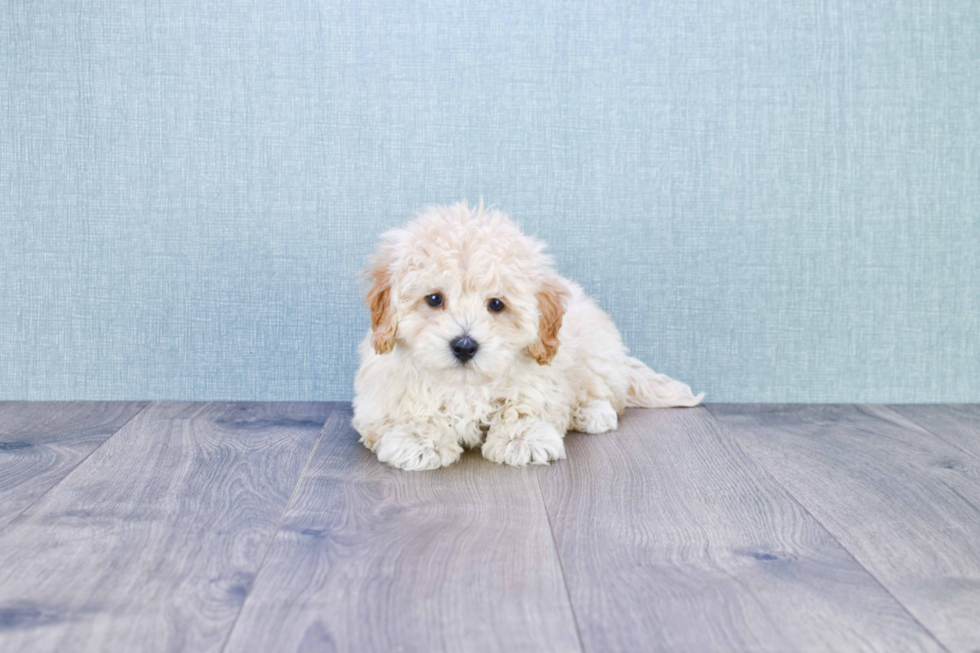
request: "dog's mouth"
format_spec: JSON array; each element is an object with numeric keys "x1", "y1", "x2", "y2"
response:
[{"x1": 449, "y1": 358, "x2": 495, "y2": 383}]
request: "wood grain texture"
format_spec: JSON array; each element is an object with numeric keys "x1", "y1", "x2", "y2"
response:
[
  {"x1": 709, "y1": 404, "x2": 980, "y2": 653},
  {"x1": 223, "y1": 405, "x2": 582, "y2": 653},
  {"x1": 887, "y1": 405, "x2": 980, "y2": 460},
  {"x1": 536, "y1": 407, "x2": 945, "y2": 653},
  {"x1": 0, "y1": 401, "x2": 147, "y2": 531},
  {"x1": 0, "y1": 401, "x2": 331, "y2": 653}
]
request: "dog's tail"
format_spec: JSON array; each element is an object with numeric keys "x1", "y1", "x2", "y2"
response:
[{"x1": 625, "y1": 356, "x2": 704, "y2": 408}]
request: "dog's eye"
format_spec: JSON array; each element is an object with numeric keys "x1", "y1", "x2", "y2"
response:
[
  {"x1": 425, "y1": 293, "x2": 444, "y2": 308},
  {"x1": 488, "y1": 298, "x2": 505, "y2": 313}
]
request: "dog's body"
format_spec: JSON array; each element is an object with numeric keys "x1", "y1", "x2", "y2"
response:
[{"x1": 352, "y1": 203, "x2": 702, "y2": 471}]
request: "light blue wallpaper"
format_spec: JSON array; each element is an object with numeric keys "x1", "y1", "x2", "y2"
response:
[{"x1": 1, "y1": 1, "x2": 977, "y2": 402}]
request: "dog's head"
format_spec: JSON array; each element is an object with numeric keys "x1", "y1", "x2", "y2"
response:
[{"x1": 364, "y1": 202, "x2": 570, "y2": 381}]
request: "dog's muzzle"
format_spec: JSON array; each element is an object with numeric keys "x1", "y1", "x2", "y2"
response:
[{"x1": 450, "y1": 335, "x2": 478, "y2": 363}]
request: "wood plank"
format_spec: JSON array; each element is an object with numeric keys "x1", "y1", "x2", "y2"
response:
[
  {"x1": 0, "y1": 401, "x2": 147, "y2": 532},
  {"x1": 887, "y1": 405, "x2": 980, "y2": 460},
  {"x1": 223, "y1": 405, "x2": 582, "y2": 653},
  {"x1": 537, "y1": 407, "x2": 945, "y2": 653},
  {"x1": 709, "y1": 404, "x2": 980, "y2": 653},
  {"x1": 0, "y1": 401, "x2": 331, "y2": 653}
]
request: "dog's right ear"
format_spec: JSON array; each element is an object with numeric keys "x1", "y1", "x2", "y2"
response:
[{"x1": 365, "y1": 258, "x2": 396, "y2": 354}]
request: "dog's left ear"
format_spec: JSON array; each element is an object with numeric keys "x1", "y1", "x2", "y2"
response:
[
  {"x1": 526, "y1": 280, "x2": 570, "y2": 365},
  {"x1": 365, "y1": 259, "x2": 397, "y2": 354}
]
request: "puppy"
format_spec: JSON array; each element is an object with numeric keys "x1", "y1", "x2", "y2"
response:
[{"x1": 352, "y1": 203, "x2": 703, "y2": 471}]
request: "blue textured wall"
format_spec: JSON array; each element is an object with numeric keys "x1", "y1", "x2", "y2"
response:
[{"x1": 1, "y1": 1, "x2": 977, "y2": 402}]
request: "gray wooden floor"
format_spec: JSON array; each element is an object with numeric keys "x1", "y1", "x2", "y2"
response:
[{"x1": 0, "y1": 403, "x2": 978, "y2": 652}]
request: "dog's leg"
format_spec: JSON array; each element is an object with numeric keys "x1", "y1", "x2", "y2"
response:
[
  {"x1": 572, "y1": 399, "x2": 618, "y2": 434},
  {"x1": 482, "y1": 419, "x2": 565, "y2": 466},
  {"x1": 373, "y1": 421, "x2": 462, "y2": 471}
]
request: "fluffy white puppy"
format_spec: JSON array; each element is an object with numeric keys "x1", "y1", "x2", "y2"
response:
[{"x1": 352, "y1": 203, "x2": 703, "y2": 471}]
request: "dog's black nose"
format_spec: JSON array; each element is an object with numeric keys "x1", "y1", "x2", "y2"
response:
[{"x1": 450, "y1": 335, "x2": 479, "y2": 363}]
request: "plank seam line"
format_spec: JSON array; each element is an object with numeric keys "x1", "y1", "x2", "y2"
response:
[
  {"x1": 0, "y1": 400, "x2": 152, "y2": 538},
  {"x1": 533, "y1": 468, "x2": 587, "y2": 653},
  {"x1": 218, "y1": 402, "x2": 336, "y2": 653},
  {"x1": 703, "y1": 404, "x2": 954, "y2": 653},
  {"x1": 875, "y1": 404, "x2": 980, "y2": 466}
]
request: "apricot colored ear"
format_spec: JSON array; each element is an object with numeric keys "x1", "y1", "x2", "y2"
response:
[
  {"x1": 526, "y1": 281, "x2": 569, "y2": 365},
  {"x1": 365, "y1": 262, "x2": 396, "y2": 354}
]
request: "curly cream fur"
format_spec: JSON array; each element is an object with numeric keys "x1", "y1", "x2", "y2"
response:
[{"x1": 352, "y1": 202, "x2": 704, "y2": 471}]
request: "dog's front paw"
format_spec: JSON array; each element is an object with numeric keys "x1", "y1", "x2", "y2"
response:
[
  {"x1": 482, "y1": 421, "x2": 565, "y2": 466},
  {"x1": 572, "y1": 399, "x2": 618, "y2": 434},
  {"x1": 375, "y1": 426, "x2": 462, "y2": 471}
]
